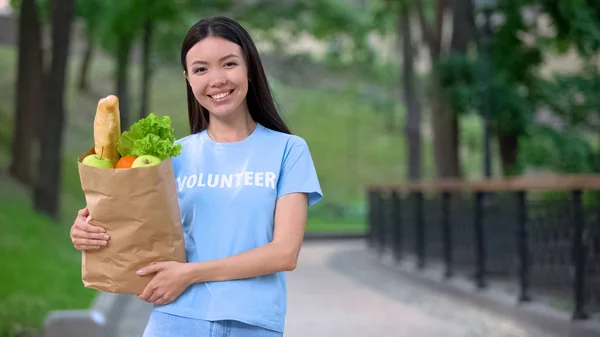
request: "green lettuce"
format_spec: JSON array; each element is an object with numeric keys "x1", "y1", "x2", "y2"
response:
[{"x1": 117, "y1": 113, "x2": 182, "y2": 160}]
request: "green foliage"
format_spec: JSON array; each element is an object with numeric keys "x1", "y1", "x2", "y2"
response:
[
  {"x1": 539, "y1": 0, "x2": 600, "y2": 57},
  {"x1": 93, "y1": 0, "x2": 180, "y2": 53},
  {"x1": 436, "y1": 52, "x2": 480, "y2": 116},
  {"x1": 519, "y1": 125, "x2": 597, "y2": 173},
  {"x1": 435, "y1": 0, "x2": 600, "y2": 176},
  {"x1": 538, "y1": 68, "x2": 600, "y2": 128},
  {"x1": 75, "y1": 0, "x2": 104, "y2": 40},
  {"x1": 236, "y1": 0, "x2": 376, "y2": 66}
]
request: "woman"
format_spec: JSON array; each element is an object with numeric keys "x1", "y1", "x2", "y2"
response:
[{"x1": 70, "y1": 16, "x2": 323, "y2": 337}]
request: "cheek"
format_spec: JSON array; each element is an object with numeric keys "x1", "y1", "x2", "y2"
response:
[
  {"x1": 189, "y1": 78, "x2": 207, "y2": 100},
  {"x1": 234, "y1": 74, "x2": 249, "y2": 96}
]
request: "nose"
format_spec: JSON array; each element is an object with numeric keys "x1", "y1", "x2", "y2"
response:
[{"x1": 208, "y1": 71, "x2": 227, "y2": 87}]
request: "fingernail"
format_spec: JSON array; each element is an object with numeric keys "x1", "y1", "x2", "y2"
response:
[
  {"x1": 136, "y1": 269, "x2": 143, "y2": 275},
  {"x1": 103, "y1": 234, "x2": 109, "y2": 239}
]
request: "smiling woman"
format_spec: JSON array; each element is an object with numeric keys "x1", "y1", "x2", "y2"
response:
[
  {"x1": 179, "y1": 17, "x2": 291, "y2": 138},
  {"x1": 68, "y1": 16, "x2": 323, "y2": 337},
  {"x1": 185, "y1": 43, "x2": 249, "y2": 121}
]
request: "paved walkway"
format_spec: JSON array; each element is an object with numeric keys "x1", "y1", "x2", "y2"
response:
[{"x1": 116, "y1": 240, "x2": 557, "y2": 337}]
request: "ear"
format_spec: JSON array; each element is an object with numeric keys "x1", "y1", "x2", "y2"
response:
[{"x1": 183, "y1": 70, "x2": 189, "y2": 82}]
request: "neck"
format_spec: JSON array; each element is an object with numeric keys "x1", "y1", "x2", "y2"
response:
[{"x1": 207, "y1": 104, "x2": 256, "y2": 143}]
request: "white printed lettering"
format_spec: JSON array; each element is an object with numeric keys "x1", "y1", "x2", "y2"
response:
[
  {"x1": 255, "y1": 172, "x2": 264, "y2": 186},
  {"x1": 220, "y1": 174, "x2": 233, "y2": 188},
  {"x1": 207, "y1": 174, "x2": 219, "y2": 187},
  {"x1": 177, "y1": 176, "x2": 187, "y2": 192},
  {"x1": 177, "y1": 171, "x2": 277, "y2": 191},
  {"x1": 244, "y1": 171, "x2": 254, "y2": 186},
  {"x1": 234, "y1": 173, "x2": 244, "y2": 187},
  {"x1": 186, "y1": 174, "x2": 197, "y2": 189},
  {"x1": 266, "y1": 172, "x2": 276, "y2": 189},
  {"x1": 197, "y1": 173, "x2": 206, "y2": 187}
]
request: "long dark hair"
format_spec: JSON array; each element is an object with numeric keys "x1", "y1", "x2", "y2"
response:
[{"x1": 180, "y1": 16, "x2": 291, "y2": 135}]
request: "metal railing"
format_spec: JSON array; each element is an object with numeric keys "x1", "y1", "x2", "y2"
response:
[{"x1": 367, "y1": 174, "x2": 600, "y2": 320}]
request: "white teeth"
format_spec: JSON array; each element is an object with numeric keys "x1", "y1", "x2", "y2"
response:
[{"x1": 211, "y1": 91, "x2": 231, "y2": 100}]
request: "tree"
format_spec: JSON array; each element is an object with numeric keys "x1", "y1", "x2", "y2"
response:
[
  {"x1": 373, "y1": 0, "x2": 423, "y2": 180},
  {"x1": 9, "y1": 0, "x2": 44, "y2": 186},
  {"x1": 33, "y1": 0, "x2": 76, "y2": 218},
  {"x1": 75, "y1": 0, "x2": 103, "y2": 91},
  {"x1": 399, "y1": 3, "x2": 423, "y2": 180},
  {"x1": 415, "y1": 0, "x2": 464, "y2": 178}
]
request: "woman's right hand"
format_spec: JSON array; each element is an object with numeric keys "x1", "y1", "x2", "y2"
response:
[{"x1": 70, "y1": 207, "x2": 110, "y2": 251}]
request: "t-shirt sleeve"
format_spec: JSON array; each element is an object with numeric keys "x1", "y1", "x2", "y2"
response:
[{"x1": 277, "y1": 141, "x2": 323, "y2": 207}]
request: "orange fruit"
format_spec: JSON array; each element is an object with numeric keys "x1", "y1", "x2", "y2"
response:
[{"x1": 116, "y1": 156, "x2": 137, "y2": 169}]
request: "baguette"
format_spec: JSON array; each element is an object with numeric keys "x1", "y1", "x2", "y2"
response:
[{"x1": 94, "y1": 95, "x2": 121, "y2": 165}]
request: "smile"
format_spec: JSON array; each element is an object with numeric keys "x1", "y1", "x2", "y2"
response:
[{"x1": 209, "y1": 90, "x2": 234, "y2": 101}]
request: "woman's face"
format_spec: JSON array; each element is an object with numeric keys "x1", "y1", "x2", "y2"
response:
[{"x1": 185, "y1": 36, "x2": 249, "y2": 119}]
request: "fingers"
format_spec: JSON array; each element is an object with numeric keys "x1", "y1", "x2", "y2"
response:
[
  {"x1": 71, "y1": 208, "x2": 110, "y2": 251},
  {"x1": 140, "y1": 288, "x2": 173, "y2": 305},
  {"x1": 147, "y1": 290, "x2": 163, "y2": 304},
  {"x1": 72, "y1": 230, "x2": 109, "y2": 240},
  {"x1": 72, "y1": 237, "x2": 109, "y2": 248},
  {"x1": 74, "y1": 244, "x2": 103, "y2": 251},
  {"x1": 71, "y1": 217, "x2": 109, "y2": 251},
  {"x1": 77, "y1": 207, "x2": 89, "y2": 218},
  {"x1": 75, "y1": 219, "x2": 106, "y2": 234},
  {"x1": 154, "y1": 294, "x2": 174, "y2": 305},
  {"x1": 136, "y1": 262, "x2": 163, "y2": 276},
  {"x1": 138, "y1": 283, "x2": 154, "y2": 302}
]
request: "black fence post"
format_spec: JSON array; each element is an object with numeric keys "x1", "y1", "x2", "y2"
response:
[
  {"x1": 415, "y1": 191, "x2": 425, "y2": 269},
  {"x1": 516, "y1": 190, "x2": 531, "y2": 302},
  {"x1": 376, "y1": 189, "x2": 386, "y2": 256},
  {"x1": 367, "y1": 188, "x2": 377, "y2": 248},
  {"x1": 391, "y1": 190, "x2": 402, "y2": 261},
  {"x1": 442, "y1": 191, "x2": 453, "y2": 279},
  {"x1": 571, "y1": 189, "x2": 588, "y2": 320},
  {"x1": 474, "y1": 191, "x2": 487, "y2": 289}
]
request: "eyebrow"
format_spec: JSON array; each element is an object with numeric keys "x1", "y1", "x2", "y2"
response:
[{"x1": 191, "y1": 54, "x2": 239, "y2": 65}]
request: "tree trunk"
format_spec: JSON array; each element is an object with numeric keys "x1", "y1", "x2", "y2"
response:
[
  {"x1": 451, "y1": 0, "x2": 474, "y2": 52},
  {"x1": 140, "y1": 20, "x2": 153, "y2": 120},
  {"x1": 33, "y1": 0, "x2": 75, "y2": 219},
  {"x1": 10, "y1": 0, "x2": 43, "y2": 186},
  {"x1": 498, "y1": 132, "x2": 519, "y2": 176},
  {"x1": 442, "y1": 0, "x2": 475, "y2": 178},
  {"x1": 416, "y1": 0, "x2": 461, "y2": 178},
  {"x1": 78, "y1": 37, "x2": 94, "y2": 92},
  {"x1": 430, "y1": 78, "x2": 460, "y2": 177},
  {"x1": 116, "y1": 36, "x2": 131, "y2": 130},
  {"x1": 399, "y1": 9, "x2": 422, "y2": 180}
]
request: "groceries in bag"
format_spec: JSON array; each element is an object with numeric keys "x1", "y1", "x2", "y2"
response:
[{"x1": 77, "y1": 95, "x2": 186, "y2": 295}]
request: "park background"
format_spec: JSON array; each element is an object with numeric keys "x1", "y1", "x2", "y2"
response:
[{"x1": 1, "y1": 0, "x2": 600, "y2": 336}]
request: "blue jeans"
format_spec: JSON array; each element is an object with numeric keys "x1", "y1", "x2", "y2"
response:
[{"x1": 142, "y1": 311, "x2": 284, "y2": 337}]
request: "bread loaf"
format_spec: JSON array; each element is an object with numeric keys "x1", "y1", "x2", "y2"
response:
[{"x1": 94, "y1": 95, "x2": 121, "y2": 165}]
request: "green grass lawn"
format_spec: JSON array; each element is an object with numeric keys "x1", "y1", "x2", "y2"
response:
[{"x1": 0, "y1": 180, "x2": 97, "y2": 336}]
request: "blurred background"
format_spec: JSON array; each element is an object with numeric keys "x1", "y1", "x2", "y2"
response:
[{"x1": 1, "y1": 0, "x2": 600, "y2": 336}]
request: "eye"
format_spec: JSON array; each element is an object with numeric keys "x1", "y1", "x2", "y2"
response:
[
  {"x1": 224, "y1": 62, "x2": 238, "y2": 68},
  {"x1": 193, "y1": 67, "x2": 207, "y2": 74}
]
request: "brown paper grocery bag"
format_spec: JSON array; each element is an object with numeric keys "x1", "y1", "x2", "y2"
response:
[{"x1": 77, "y1": 148, "x2": 186, "y2": 295}]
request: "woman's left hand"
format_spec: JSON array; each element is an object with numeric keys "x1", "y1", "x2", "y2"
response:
[{"x1": 137, "y1": 261, "x2": 191, "y2": 305}]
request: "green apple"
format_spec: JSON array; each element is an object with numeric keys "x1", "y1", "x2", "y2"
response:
[
  {"x1": 131, "y1": 155, "x2": 161, "y2": 168},
  {"x1": 82, "y1": 154, "x2": 114, "y2": 168}
]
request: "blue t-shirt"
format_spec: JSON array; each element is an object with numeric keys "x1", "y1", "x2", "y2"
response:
[{"x1": 154, "y1": 123, "x2": 323, "y2": 332}]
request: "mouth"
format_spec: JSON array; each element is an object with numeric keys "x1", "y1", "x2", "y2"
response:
[{"x1": 208, "y1": 89, "x2": 234, "y2": 101}]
